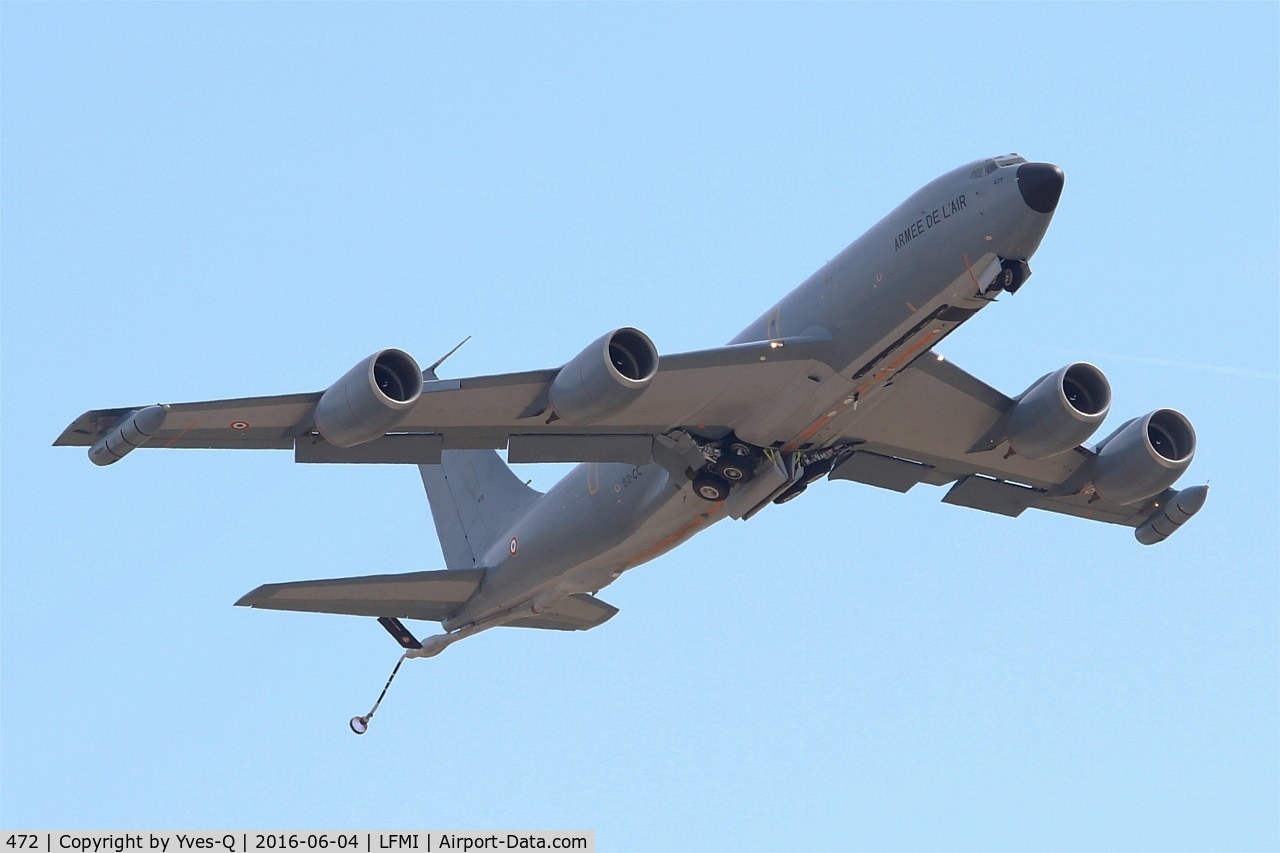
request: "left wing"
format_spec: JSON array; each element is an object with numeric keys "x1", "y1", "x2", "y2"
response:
[
  {"x1": 830, "y1": 354, "x2": 1204, "y2": 535},
  {"x1": 55, "y1": 335, "x2": 836, "y2": 464}
]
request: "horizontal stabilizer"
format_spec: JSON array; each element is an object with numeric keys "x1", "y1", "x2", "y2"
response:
[
  {"x1": 503, "y1": 593, "x2": 619, "y2": 632},
  {"x1": 235, "y1": 568, "x2": 485, "y2": 622}
]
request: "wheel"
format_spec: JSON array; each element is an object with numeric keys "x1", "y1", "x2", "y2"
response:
[
  {"x1": 693, "y1": 471, "x2": 731, "y2": 502},
  {"x1": 992, "y1": 266, "x2": 1015, "y2": 292},
  {"x1": 1000, "y1": 259, "x2": 1031, "y2": 293},
  {"x1": 727, "y1": 440, "x2": 756, "y2": 460},
  {"x1": 998, "y1": 258, "x2": 1029, "y2": 292},
  {"x1": 714, "y1": 459, "x2": 752, "y2": 483}
]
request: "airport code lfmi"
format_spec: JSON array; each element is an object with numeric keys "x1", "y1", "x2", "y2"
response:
[{"x1": 3, "y1": 835, "x2": 592, "y2": 853}]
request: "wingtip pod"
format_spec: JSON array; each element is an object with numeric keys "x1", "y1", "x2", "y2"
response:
[
  {"x1": 1135, "y1": 484, "x2": 1209, "y2": 545},
  {"x1": 87, "y1": 405, "x2": 168, "y2": 466}
]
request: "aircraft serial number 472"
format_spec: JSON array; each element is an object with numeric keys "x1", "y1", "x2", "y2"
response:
[{"x1": 57, "y1": 155, "x2": 1207, "y2": 733}]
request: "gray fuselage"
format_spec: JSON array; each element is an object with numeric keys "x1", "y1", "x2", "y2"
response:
[{"x1": 445, "y1": 156, "x2": 1057, "y2": 630}]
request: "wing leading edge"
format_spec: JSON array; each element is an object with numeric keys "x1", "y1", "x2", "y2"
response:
[{"x1": 54, "y1": 334, "x2": 836, "y2": 464}]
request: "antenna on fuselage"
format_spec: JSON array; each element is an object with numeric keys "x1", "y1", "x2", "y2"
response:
[{"x1": 424, "y1": 336, "x2": 472, "y2": 380}]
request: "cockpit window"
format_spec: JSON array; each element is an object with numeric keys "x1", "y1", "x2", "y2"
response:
[
  {"x1": 972, "y1": 159, "x2": 998, "y2": 179},
  {"x1": 972, "y1": 153, "x2": 1028, "y2": 179}
]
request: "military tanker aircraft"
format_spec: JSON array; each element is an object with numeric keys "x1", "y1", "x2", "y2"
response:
[{"x1": 57, "y1": 155, "x2": 1208, "y2": 732}]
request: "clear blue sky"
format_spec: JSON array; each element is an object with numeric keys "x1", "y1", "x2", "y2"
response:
[{"x1": 3, "y1": 4, "x2": 1277, "y2": 851}]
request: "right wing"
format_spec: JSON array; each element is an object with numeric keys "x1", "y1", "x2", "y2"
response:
[{"x1": 55, "y1": 335, "x2": 839, "y2": 464}]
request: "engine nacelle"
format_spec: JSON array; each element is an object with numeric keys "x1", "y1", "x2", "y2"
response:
[
  {"x1": 315, "y1": 349, "x2": 423, "y2": 448},
  {"x1": 1006, "y1": 362, "x2": 1111, "y2": 459},
  {"x1": 1092, "y1": 408, "x2": 1196, "y2": 505},
  {"x1": 548, "y1": 328, "x2": 658, "y2": 424}
]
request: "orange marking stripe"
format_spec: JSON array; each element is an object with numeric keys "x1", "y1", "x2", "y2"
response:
[
  {"x1": 623, "y1": 506, "x2": 720, "y2": 568},
  {"x1": 963, "y1": 252, "x2": 981, "y2": 292},
  {"x1": 782, "y1": 325, "x2": 943, "y2": 452},
  {"x1": 857, "y1": 327, "x2": 941, "y2": 392},
  {"x1": 783, "y1": 251, "x2": 975, "y2": 452},
  {"x1": 164, "y1": 419, "x2": 200, "y2": 447}
]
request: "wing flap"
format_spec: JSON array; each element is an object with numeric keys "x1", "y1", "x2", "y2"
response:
[
  {"x1": 1031, "y1": 488, "x2": 1173, "y2": 526},
  {"x1": 941, "y1": 475, "x2": 1039, "y2": 518},
  {"x1": 506, "y1": 434, "x2": 654, "y2": 464},
  {"x1": 235, "y1": 569, "x2": 485, "y2": 622},
  {"x1": 294, "y1": 434, "x2": 445, "y2": 464},
  {"x1": 830, "y1": 450, "x2": 941, "y2": 493}
]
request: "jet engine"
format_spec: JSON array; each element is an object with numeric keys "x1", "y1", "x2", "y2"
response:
[
  {"x1": 1006, "y1": 362, "x2": 1111, "y2": 459},
  {"x1": 1091, "y1": 408, "x2": 1196, "y2": 505},
  {"x1": 549, "y1": 328, "x2": 658, "y2": 424},
  {"x1": 315, "y1": 349, "x2": 424, "y2": 447}
]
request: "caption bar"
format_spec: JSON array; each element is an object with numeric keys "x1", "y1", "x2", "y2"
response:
[{"x1": 4, "y1": 834, "x2": 593, "y2": 853}]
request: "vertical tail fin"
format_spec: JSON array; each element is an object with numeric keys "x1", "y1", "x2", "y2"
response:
[{"x1": 418, "y1": 451, "x2": 543, "y2": 569}]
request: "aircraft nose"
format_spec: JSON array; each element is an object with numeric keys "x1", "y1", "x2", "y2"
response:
[{"x1": 1017, "y1": 162, "x2": 1065, "y2": 213}]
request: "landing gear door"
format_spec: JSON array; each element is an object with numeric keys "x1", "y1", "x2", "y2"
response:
[{"x1": 723, "y1": 450, "x2": 798, "y2": 520}]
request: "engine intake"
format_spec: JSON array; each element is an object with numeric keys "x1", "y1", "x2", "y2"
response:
[
  {"x1": 1006, "y1": 362, "x2": 1111, "y2": 459},
  {"x1": 1092, "y1": 408, "x2": 1196, "y2": 505},
  {"x1": 315, "y1": 349, "x2": 423, "y2": 447},
  {"x1": 549, "y1": 328, "x2": 658, "y2": 424}
]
